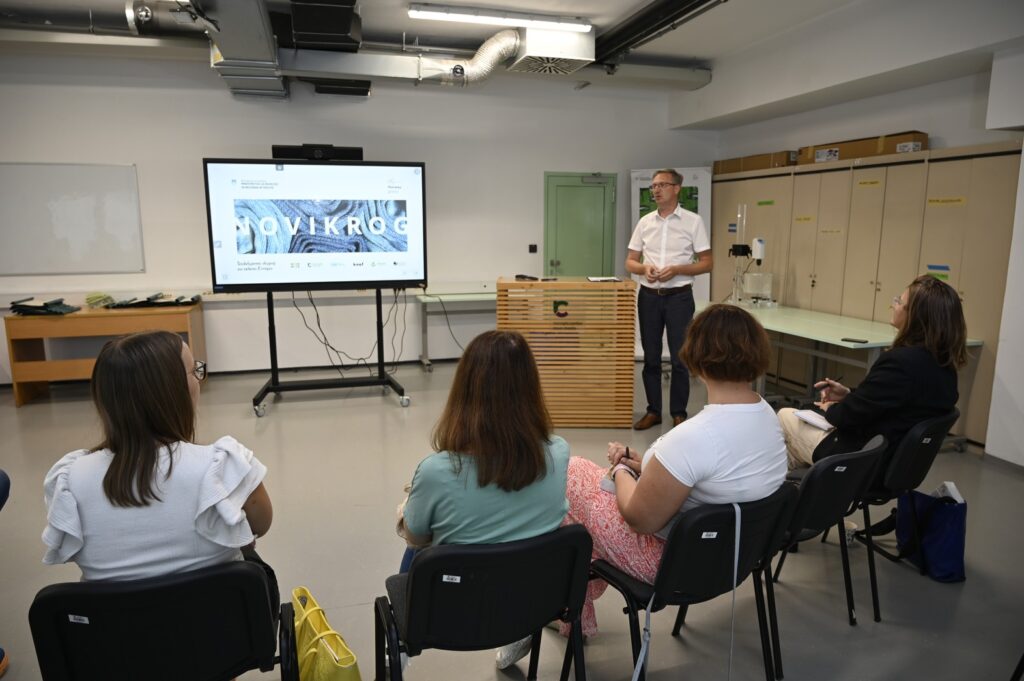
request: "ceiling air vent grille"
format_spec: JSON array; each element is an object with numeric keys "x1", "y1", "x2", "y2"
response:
[{"x1": 507, "y1": 27, "x2": 594, "y2": 76}]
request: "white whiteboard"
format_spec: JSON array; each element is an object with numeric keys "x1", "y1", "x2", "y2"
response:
[{"x1": 0, "y1": 163, "x2": 145, "y2": 275}]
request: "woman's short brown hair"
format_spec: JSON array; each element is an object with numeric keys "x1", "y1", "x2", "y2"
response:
[
  {"x1": 92, "y1": 330, "x2": 196, "y2": 507},
  {"x1": 681, "y1": 304, "x2": 771, "y2": 382},
  {"x1": 431, "y1": 330, "x2": 552, "y2": 492},
  {"x1": 893, "y1": 275, "x2": 968, "y2": 369}
]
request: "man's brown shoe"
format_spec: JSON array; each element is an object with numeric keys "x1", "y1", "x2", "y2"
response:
[
  {"x1": 672, "y1": 415, "x2": 686, "y2": 427},
  {"x1": 633, "y1": 413, "x2": 662, "y2": 430}
]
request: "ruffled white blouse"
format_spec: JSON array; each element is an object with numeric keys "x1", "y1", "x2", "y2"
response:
[{"x1": 42, "y1": 436, "x2": 267, "y2": 582}]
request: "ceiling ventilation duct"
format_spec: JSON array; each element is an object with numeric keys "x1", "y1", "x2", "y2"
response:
[
  {"x1": 507, "y1": 27, "x2": 594, "y2": 75},
  {"x1": 0, "y1": 0, "x2": 211, "y2": 36}
]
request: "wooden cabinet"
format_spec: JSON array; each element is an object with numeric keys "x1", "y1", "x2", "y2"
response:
[
  {"x1": 918, "y1": 153, "x2": 1021, "y2": 441},
  {"x1": 811, "y1": 171, "x2": 853, "y2": 315},
  {"x1": 841, "y1": 167, "x2": 887, "y2": 319},
  {"x1": 710, "y1": 179, "x2": 742, "y2": 301},
  {"x1": 784, "y1": 173, "x2": 820, "y2": 308},
  {"x1": 873, "y1": 162, "x2": 928, "y2": 322}
]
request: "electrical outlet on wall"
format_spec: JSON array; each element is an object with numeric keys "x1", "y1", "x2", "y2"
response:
[{"x1": 528, "y1": 244, "x2": 537, "y2": 253}]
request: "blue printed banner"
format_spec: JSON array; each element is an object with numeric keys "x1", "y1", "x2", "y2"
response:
[{"x1": 234, "y1": 199, "x2": 409, "y2": 254}]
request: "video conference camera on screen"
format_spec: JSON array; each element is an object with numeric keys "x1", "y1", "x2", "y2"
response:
[{"x1": 203, "y1": 158, "x2": 428, "y2": 293}]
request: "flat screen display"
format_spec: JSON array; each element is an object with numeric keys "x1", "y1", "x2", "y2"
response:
[{"x1": 203, "y1": 159, "x2": 427, "y2": 292}]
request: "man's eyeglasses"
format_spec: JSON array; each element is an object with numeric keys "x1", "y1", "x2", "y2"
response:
[
  {"x1": 650, "y1": 182, "x2": 680, "y2": 190},
  {"x1": 192, "y1": 360, "x2": 207, "y2": 382}
]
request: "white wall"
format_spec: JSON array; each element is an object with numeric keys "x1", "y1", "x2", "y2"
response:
[
  {"x1": 718, "y1": 72, "x2": 1022, "y2": 158},
  {"x1": 0, "y1": 51, "x2": 718, "y2": 379},
  {"x1": 984, "y1": 49, "x2": 1024, "y2": 465}
]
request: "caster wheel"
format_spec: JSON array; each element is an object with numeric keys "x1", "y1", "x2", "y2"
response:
[
  {"x1": 254, "y1": 404, "x2": 266, "y2": 417},
  {"x1": 400, "y1": 396, "x2": 411, "y2": 407}
]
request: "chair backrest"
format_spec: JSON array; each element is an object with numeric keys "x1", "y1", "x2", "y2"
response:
[
  {"x1": 0, "y1": 468, "x2": 9, "y2": 512},
  {"x1": 29, "y1": 561, "x2": 277, "y2": 681},
  {"x1": 402, "y1": 524, "x2": 592, "y2": 654},
  {"x1": 653, "y1": 483, "x2": 798, "y2": 609},
  {"x1": 877, "y1": 408, "x2": 960, "y2": 498},
  {"x1": 785, "y1": 435, "x2": 887, "y2": 538}
]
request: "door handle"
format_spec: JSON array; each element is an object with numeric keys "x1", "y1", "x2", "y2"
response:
[{"x1": 550, "y1": 259, "x2": 561, "y2": 267}]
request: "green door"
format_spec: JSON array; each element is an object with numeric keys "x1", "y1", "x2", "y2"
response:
[{"x1": 544, "y1": 173, "x2": 617, "y2": 277}]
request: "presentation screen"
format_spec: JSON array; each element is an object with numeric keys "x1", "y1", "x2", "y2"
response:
[{"x1": 203, "y1": 159, "x2": 427, "y2": 292}]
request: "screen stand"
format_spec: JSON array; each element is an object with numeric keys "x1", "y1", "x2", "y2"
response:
[{"x1": 251, "y1": 290, "x2": 408, "y2": 416}]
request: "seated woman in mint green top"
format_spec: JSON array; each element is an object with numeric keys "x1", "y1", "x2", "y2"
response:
[{"x1": 399, "y1": 329, "x2": 570, "y2": 548}]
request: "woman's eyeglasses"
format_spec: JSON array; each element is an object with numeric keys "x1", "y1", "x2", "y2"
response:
[{"x1": 192, "y1": 360, "x2": 207, "y2": 382}]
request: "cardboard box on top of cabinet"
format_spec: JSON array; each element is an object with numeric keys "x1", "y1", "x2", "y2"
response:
[
  {"x1": 797, "y1": 131, "x2": 928, "y2": 164},
  {"x1": 713, "y1": 150, "x2": 797, "y2": 175}
]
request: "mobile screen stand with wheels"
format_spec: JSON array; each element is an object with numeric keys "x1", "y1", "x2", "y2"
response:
[{"x1": 252, "y1": 289, "x2": 409, "y2": 417}]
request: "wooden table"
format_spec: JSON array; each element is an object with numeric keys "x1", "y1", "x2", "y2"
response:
[
  {"x1": 497, "y1": 277, "x2": 636, "y2": 428},
  {"x1": 4, "y1": 304, "x2": 205, "y2": 406}
]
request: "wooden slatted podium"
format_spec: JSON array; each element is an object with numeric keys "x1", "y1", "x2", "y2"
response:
[{"x1": 496, "y1": 277, "x2": 636, "y2": 428}]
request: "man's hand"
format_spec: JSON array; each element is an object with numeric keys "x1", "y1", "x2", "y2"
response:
[
  {"x1": 814, "y1": 378, "x2": 850, "y2": 403},
  {"x1": 656, "y1": 265, "x2": 678, "y2": 282},
  {"x1": 814, "y1": 400, "x2": 837, "y2": 413},
  {"x1": 644, "y1": 264, "x2": 660, "y2": 283}
]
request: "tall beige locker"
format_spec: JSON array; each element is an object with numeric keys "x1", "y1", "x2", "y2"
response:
[
  {"x1": 921, "y1": 153, "x2": 1020, "y2": 443},
  {"x1": 710, "y1": 179, "x2": 743, "y2": 301},
  {"x1": 810, "y1": 170, "x2": 853, "y2": 314},
  {"x1": 735, "y1": 175, "x2": 794, "y2": 303},
  {"x1": 872, "y1": 162, "x2": 928, "y2": 321},
  {"x1": 841, "y1": 167, "x2": 887, "y2": 319},
  {"x1": 784, "y1": 174, "x2": 820, "y2": 308},
  {"x1": 918, "y1": 158, "x2": 971, "y2": 289}
]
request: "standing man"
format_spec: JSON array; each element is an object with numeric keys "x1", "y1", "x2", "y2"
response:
[{"x1": 626, "y1": 169, "x2": 713, "y2": 430}]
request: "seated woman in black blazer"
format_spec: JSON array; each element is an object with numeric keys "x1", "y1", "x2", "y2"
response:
[{"x1": 779, "y1": 274, "x2": 967, "y2": 468}]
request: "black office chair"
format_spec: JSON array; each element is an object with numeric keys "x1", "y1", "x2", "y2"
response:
[
  {"x1": 771, "y1": 436, "x2": 886, "y2": 620},
  {"x1": 0, "y1": 468, "x2": 8, "y2": 511},
  {"x1": 851, "y1": 408, "x2": 960, "y2": 622},
  {"x1": 589, "y1": 484, "x2": 797, "y2": 681},
  {"x1": 29, "y1": 561, "x2": 297, "y2": 681},
  {"x1": 374, "y1": 524, "x2": 593, "y2": 681},
  {"x1": 762, "y1": 437, "x2": 885, "y2": 680}
]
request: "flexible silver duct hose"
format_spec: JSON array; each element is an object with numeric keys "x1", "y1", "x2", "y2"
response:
[{"x1": 419, "y1": 29, "x2": 520, "y2": 86}]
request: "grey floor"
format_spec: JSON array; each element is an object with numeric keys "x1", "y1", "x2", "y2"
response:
[{"x1": 1, "y1": 363, "x2": 1022, "y2": 681}]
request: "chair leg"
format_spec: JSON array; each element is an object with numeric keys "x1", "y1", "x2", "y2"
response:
[
  {"x1": 907, "y1": 493, "x2": 928, "y2": 576},
  {"x1": 374, "y1": 597, "x2": 403, "y2": 681},
  {"x1": 374, "y1": 598, "x2": 388, "y2": 681},
  {"x1": 671, "y1": 605, "x2": 688, "y2": 636},
  {"x1": 752, "y1": 570, "x2": 776, "y2": 681},
  {"x1": 571, "y1": 618, "x2": 588, "y2": 681},
  {"x1": 821, "y1": 526, "x2": 829, "y2": 543},
  {"x1": 837, "y1": 520, "x2": 857, "y2": 626},
  {"x1": 527, "y1": 631, "x2": 542, "y2": 681},
  {"x1": 626, "y1": 606, "x2": 645, "y2": 681},
  {"x1": 862, "y1": 505, "x2": 882, "y2": 622},
  {"x1": 1010, "y1": 650, "x2": 1024, "y2": 681},
  {"x1": 560, "y1": 630, "x2": 574, "y2": 681},
  {"x1": 763, "y1": 568, "x2": 784, "y2": 680},
  {"x1": 772, "y1": 546, "x2": 791, "y2": 583}
]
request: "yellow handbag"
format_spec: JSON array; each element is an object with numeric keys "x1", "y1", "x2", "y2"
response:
[{"x1": 292, "y1": 586, "x2": 363, "y2": 681}]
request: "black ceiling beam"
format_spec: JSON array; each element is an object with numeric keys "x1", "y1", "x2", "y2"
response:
[{"x1": 595, "y1": 0, "x2": 722, "y2": 65}]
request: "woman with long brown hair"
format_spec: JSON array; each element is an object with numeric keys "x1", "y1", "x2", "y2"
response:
[
  {"x1": 42, "y1": 330, "x2": 273, "y2": 585},
  {"x1": 397, "y1": 329, "x2": 570, "y2": 668},
  {"x1": 779, "y1": 274, "x2": 968, "y2": 467}
]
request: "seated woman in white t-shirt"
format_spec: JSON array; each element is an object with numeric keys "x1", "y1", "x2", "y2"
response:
[
  {"x1": 564, "y1": 304, "x2": 787, "y2": 637},
  {"x1": 41, "y1": 331, "x2": 275, "y2": 604}
]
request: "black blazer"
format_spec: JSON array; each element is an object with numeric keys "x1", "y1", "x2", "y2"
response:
[{"x1": 814, "y1": 346, "x2": 958, "y2": 463}]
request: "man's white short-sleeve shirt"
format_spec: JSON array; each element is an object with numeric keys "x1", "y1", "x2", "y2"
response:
[{"x1": 628, "y1": 205, "x2": 710, "y2": 289}]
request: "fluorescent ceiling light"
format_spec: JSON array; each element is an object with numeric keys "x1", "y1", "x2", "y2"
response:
[{"x1": 408, "y1": 3, "x2": 592, "y2": 33}]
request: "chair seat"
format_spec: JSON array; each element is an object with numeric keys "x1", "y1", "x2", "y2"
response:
[{"x1": 591, "y1": 560, "x2": 661, "y2": 612}]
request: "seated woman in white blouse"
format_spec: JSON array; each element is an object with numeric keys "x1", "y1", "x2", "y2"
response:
[{"x1": 42, "y1": 331, "x2": 274, "y2": 602}]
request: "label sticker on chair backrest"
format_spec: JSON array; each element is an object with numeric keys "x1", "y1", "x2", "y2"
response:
[
  {"x1": 923, "y1": 437, "x2": 932, "y2": 444},
  {"x1": 442, "y1": 575, "x2": 461, "y2": 583},
  {"x1": 701, "y1": 531, "x2": 718, "y2": 539},
  {"x1": 68, "y1": 614, "x2": 89, "y2": 624},
  {"x1": 834, "y1": 466, "x2": 847, "y2": 472}
]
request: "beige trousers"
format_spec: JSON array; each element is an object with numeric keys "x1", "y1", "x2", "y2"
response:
[{"x1": 777, "y1": 407, "x2": 832, "y2": 469}]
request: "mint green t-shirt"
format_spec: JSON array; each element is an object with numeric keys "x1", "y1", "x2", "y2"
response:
[{"x1": 402, "y1": 435, "x2": 570, "y2": 546}]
